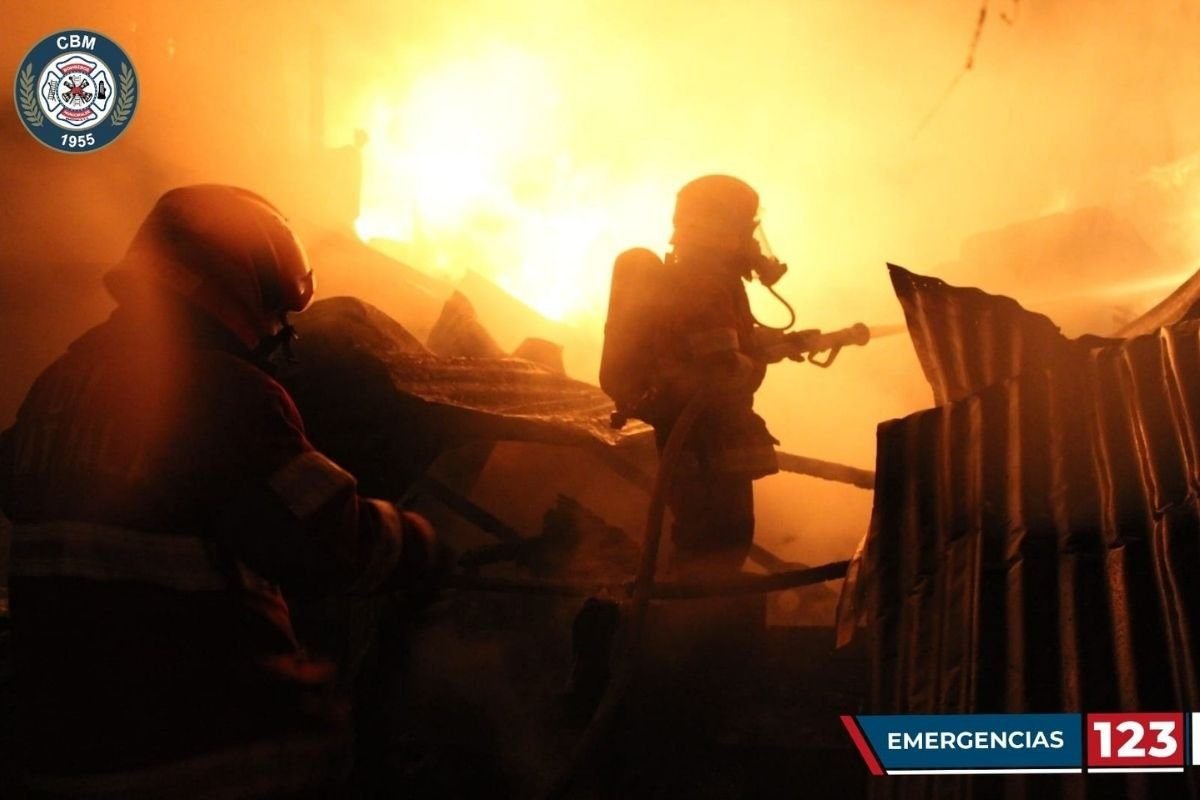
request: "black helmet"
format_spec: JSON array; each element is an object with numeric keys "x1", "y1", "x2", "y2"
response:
[
  {"x1": 107, "y1": 185, "x2": 315, "y2": 350},
  {"x1": 671, "y1": 175, "x2": 760, "y2": 253}
]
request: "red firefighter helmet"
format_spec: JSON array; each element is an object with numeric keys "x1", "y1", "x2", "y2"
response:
[
  {"x1": 671, "y1": 175, "x2": 760, "y2": 254},
  {"x1": 106, "y1": 185, "x2": 315, "y2": 349}
]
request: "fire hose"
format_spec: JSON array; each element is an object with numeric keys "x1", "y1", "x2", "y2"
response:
[
  {"x1": 440, "y1": 322, "x2": 893, "y2": 796},
  {"x1": 538, "y1": 388, "x2": 709, "y2": 799},
  {"x1": 533, "y1": 325, "x2": 893, "y2": 795}
]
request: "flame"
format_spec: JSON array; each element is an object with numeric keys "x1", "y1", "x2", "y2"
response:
[{"x1": 354, "y1": 47, "x2": 669, "y2": 323}]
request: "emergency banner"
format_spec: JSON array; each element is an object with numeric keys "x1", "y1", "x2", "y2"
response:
[
  {"x1": 841, "y1": 713, "x2": 1193, "y2": 775},
  {"x1": 842, "y1": 714, "x2": 1082, "y2": 774},
  {"x1": 849, "y1": 714, "x2": 1195, "y2": 772}
]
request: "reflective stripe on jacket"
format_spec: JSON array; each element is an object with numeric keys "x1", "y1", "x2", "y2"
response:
[
  {"x1": 10, "y1": 521, "x2": 225, "y2": 591},
  {"x1": 0, "y1": 306, "x2": 417, "y2": 790}
]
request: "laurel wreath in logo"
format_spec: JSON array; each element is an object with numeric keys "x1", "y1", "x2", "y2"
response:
[
  {"x1": 18, "y1": 63, "x2": 44, "y2": 127},
  {"x1": 111, "y1": 62, "x2": 135, "y2": 126}
]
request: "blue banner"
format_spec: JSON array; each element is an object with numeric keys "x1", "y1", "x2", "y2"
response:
[{"x1": 853, "y1": 713, "x2": 1083, "y2": 773}]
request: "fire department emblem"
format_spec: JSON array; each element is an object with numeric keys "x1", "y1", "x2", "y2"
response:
[{"x1": 15, "y1": 30, "x2": 137, "y2": 153}]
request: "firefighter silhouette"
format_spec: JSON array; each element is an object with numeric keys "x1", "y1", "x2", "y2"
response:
[
  {"x1": 601, "y1": 175, "x2": 786, "y2": 576},
  {"x1": 0, "y1": 186, "x2": 447, "y2": 797}
]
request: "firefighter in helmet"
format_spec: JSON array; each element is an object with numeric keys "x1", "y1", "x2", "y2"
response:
[
  {"x1": 0, "y1": 185, "x2": 445, "y2": 797},
  {"x1": 601, "y1": 175, "x2": 785, "y2": 576}
]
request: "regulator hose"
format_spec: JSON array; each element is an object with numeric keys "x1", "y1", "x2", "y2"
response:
[
  {"x1": 539, "y1": 389, "x2": 710, "y2": 799},
  {"x1": 756, "y1": 283, "x2": 797, "y2": 332}
]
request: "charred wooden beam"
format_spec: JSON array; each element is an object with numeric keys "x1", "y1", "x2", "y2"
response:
[
  {"x1": 776, "y1": 451, "x2": 874, "y2": 489},
  {"x1": 409, "y1": 475, "x2": 524, "y2": 542},
  {"x1": 444, "y1": 559, "x2": 850, "y2": 600}
]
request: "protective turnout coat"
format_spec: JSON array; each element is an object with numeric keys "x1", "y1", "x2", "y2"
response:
[{"x1": 0, "y1": 303, "x2": 429, "y2": 797}]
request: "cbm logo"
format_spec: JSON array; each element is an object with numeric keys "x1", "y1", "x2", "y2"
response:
[{"x1": 14, "y1": 30, "x2": 138, "y2": 153}]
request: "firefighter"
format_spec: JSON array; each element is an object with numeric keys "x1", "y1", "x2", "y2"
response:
[
  {"x1": 0, "y1": 185, "x2": 445, "y2": 798},
  {"x1": 601, "y1": 175, "x2": 785, "y2": 576}
]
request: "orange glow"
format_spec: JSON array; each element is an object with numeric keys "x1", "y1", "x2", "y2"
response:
[
  {"x1": 354, "y1": 47, "x2": 667, "y2": 323},
  {"x1": 7, "y1": 0, "x2": 1200, "y2": 574}
]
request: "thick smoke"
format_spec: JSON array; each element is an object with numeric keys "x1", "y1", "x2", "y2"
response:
[{"x1": 5, "y1": 0, "x2": 1200, "y2": 570}]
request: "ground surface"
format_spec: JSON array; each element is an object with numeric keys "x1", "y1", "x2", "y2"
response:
[{"x1": 0, "y1": 592, "x2": 869, "y2": 799}]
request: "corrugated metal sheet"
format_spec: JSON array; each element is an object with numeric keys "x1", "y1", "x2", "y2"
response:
[
  {"x1": 1119, "y1": 264, "x2": 1200, "y2": 338},
  {"x1": 283, "y1": 296, "x2": 876, "y2": 576},
  {"x1": 859, "y1": 269, "x2": 1200, "y2": 798},
  {"x1": 284, "y1": 296, "x2": 653, "y2": 450},
  {"x1": 285, "y1": 296, "x2": 875, "y2": 484},
  {"x1": 888, "y1": 264, "x2": 1113, "y2": 406}
]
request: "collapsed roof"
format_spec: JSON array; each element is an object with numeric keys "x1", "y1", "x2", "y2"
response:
[
  {"x1": 283, "y1": 295, "x2": 653, "y2": 453},
  {"x1": 282, "y1": 294, "x2": 874, "y2": 491}
]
